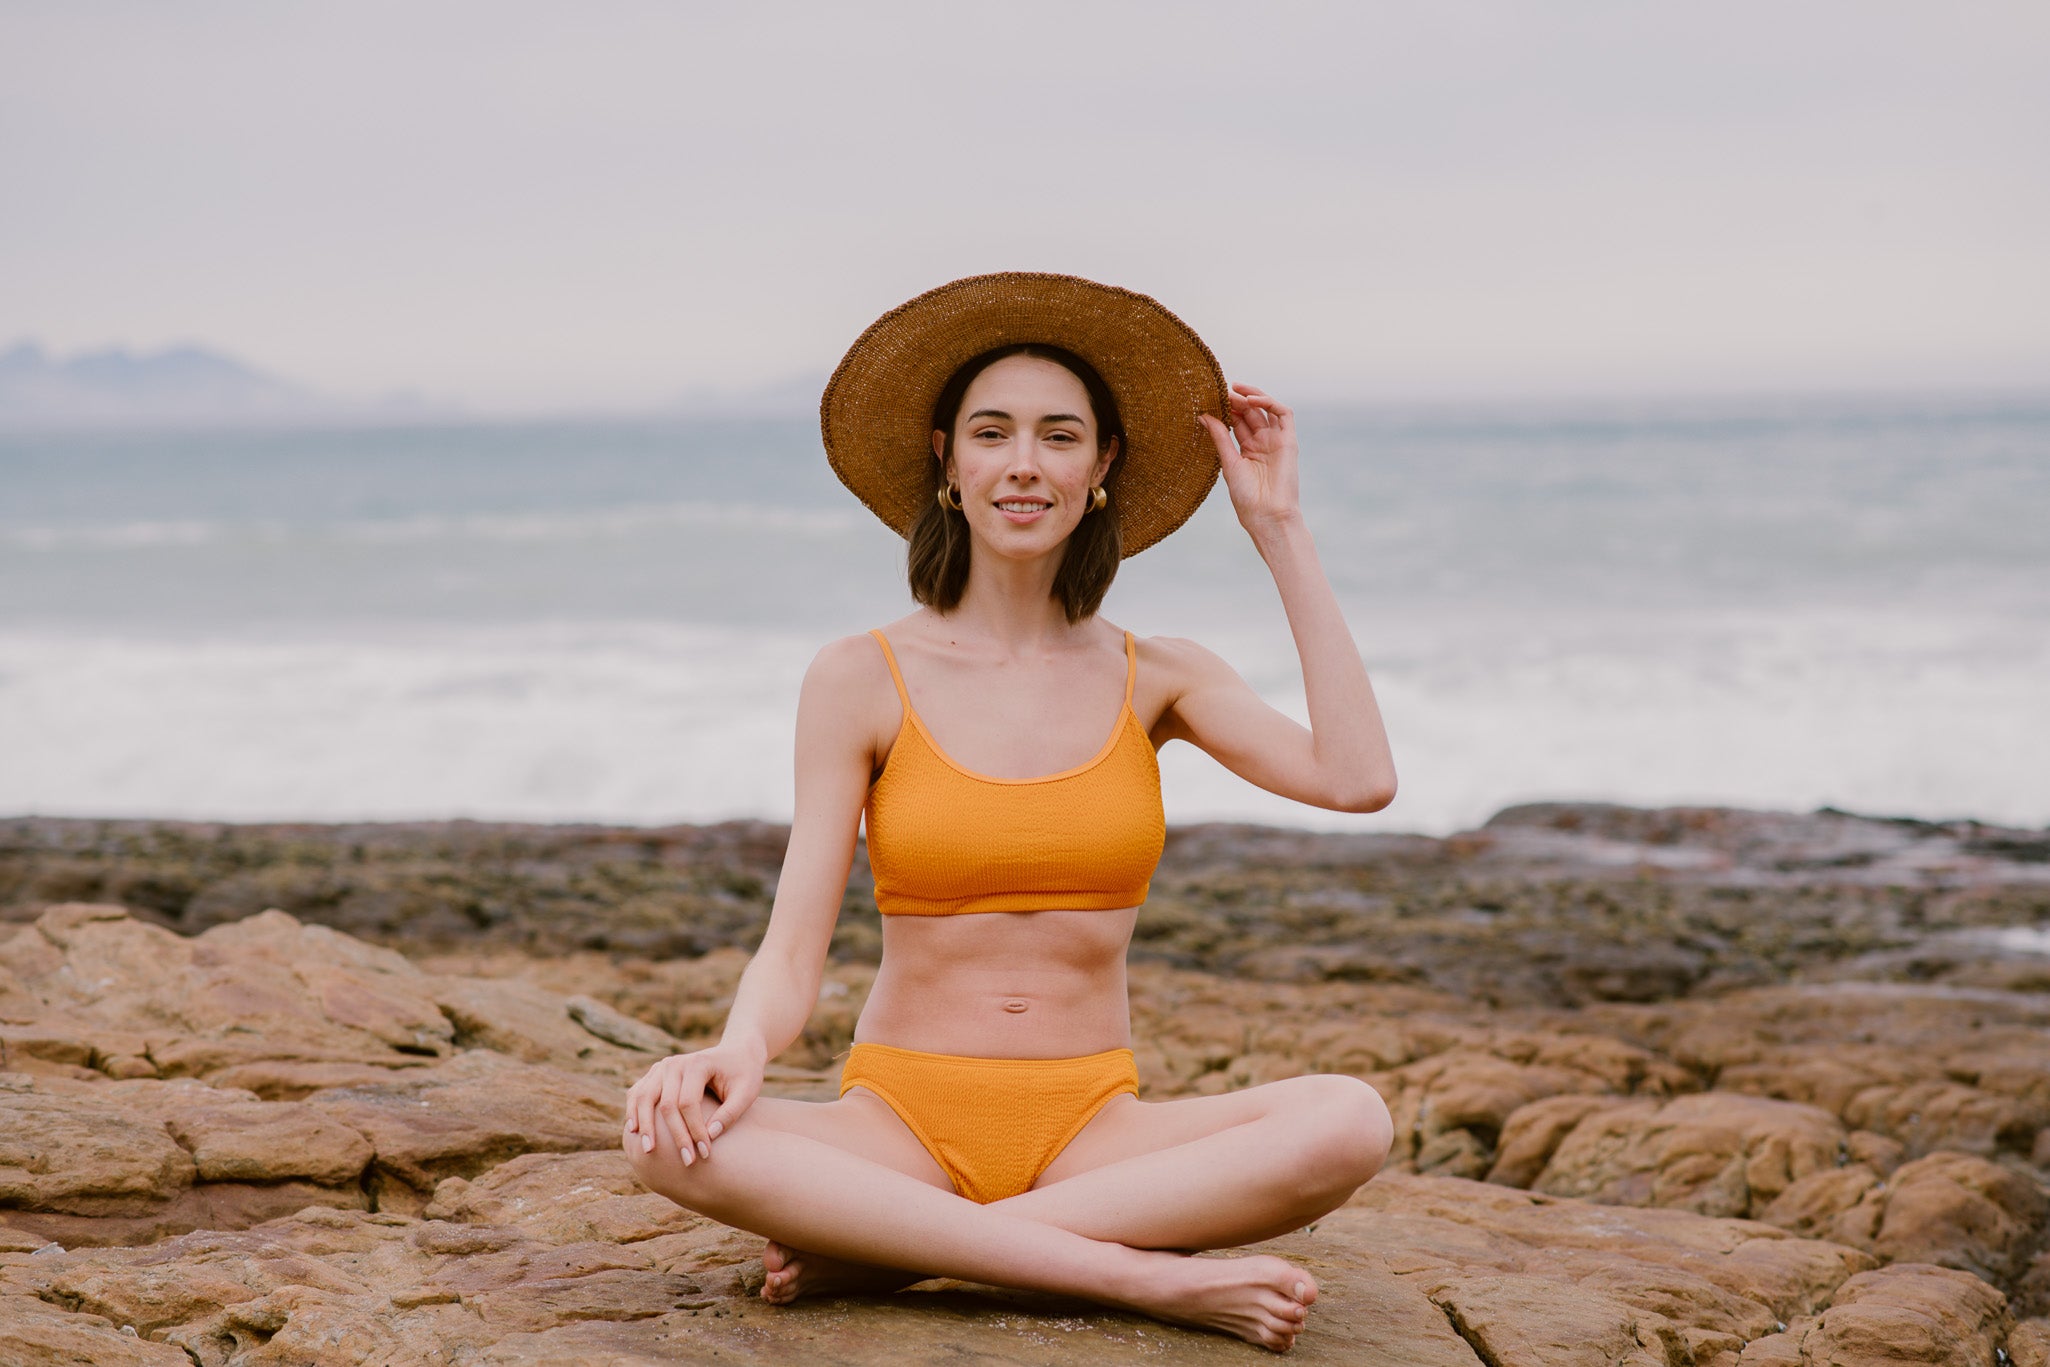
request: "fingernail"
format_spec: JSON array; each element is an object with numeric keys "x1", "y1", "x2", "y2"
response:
[
  {"x1": 682, "y1": 1147, "x2": 693, "y2": 1166},
  {"x1": 698, "y1": 1141, "x2": 711, "y2": 1160},
  {"x1": 641, "y1": 1134, "x2": 653, "y2": 1152},
  {"x1": 708, "y1": 1121, "x2": 723, "y2": 1139}
]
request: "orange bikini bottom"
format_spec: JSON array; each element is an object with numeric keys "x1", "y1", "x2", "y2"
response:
[{"x1": 837, "y1": 1042, "x2": 1139, "y2": 1204}]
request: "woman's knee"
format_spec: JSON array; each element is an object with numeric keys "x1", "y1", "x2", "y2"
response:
[
  {"x1": 622, "y1": 1129, "x2": 719, "y2": 1208},
  {"x1": 1290, "y1": 1074, "x2": 1393, "y2": 1192}
]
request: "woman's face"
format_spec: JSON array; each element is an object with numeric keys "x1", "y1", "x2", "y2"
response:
[{"x1": 932, "y1": 353, "x2": 1117, "y2": 561}]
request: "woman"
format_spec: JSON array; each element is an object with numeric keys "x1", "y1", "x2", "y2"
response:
[{"x1": 623, "y1": 273, "x2": 1397, "y2": 1353}]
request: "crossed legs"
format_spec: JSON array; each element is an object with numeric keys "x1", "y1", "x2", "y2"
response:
[{"x1": 622, "y1": 1071, "x2": 1392, "y2": 1352}]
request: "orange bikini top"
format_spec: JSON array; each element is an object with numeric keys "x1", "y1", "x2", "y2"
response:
[{"x1": 863, "y1": 628, "x2": 1167, "y2": 917}]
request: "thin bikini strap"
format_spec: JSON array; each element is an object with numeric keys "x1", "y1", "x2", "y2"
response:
[
  {"x1": 868, "y1": 629, "x2": 913, "y2": 709},
  {"x1": 1122, "y1": 630, "x2": 1137, "y2": 709}
]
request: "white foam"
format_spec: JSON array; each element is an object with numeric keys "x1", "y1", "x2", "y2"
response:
[
  {"x1": 0, "y1": 500, "x2": 860, "y2": 552},
  {"x1": 3, "y1": 603, "x2": 2045, "y2": 835}
]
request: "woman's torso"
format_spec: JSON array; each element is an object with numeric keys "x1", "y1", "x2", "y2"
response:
[{"x1": 851, "y1": 618, "x2": 1166, "y2": 1058}]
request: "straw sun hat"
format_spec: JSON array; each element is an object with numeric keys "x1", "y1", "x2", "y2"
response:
[{"x1": 820, "y1": 272, "x2": 1230, "y2": 558}]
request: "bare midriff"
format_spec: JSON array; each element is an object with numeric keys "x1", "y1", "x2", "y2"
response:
[{"x1": 854, "y1": 906, "x2": 1139, "y2": 1058}]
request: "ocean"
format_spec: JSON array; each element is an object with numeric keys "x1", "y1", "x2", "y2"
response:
[{"x1": 3, "y1": 397, "x2": 2046, "y2": 836}]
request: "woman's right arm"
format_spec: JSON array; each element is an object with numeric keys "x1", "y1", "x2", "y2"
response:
[{"x1": 622, "y1": 634, "x2": 884, "y2": 1165}]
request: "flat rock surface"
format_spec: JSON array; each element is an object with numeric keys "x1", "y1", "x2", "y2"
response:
[{"x1": 1, "y1": 801, "x2": 2045, "y2": 1364}]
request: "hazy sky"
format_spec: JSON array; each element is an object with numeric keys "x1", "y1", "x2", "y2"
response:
[{"x1": 4, "y1": 2, "x2": 2046, "y2": 412}]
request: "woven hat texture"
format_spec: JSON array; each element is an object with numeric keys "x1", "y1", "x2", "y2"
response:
[{"x1": 820, "y1": 272, "x2": 1228, "y2": 557}]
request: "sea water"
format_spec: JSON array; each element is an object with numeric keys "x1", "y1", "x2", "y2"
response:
[{"x1": 2, "y1": 398, "x2": 2046, "y2": 835}]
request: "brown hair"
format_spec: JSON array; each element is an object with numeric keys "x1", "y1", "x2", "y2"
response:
[{"x1": 907, "y1": 343, "x2": 1125, "y2": 623}]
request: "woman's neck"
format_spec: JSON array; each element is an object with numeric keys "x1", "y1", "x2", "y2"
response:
[{"x1": 939, "y1": 547, "x2": 1081, "y2": 655}]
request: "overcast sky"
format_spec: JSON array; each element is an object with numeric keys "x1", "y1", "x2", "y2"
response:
[{"x1": 3, "y1": 2, "x2": 2046, "y2": 413}]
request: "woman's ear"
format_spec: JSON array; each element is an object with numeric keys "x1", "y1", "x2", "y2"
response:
[
  {"x1": 1094, "y1": 434, "x2": 1120, "y2": 485},
  {"x1": 931, "y1": 429, "x2": 948, "y2": 475}
]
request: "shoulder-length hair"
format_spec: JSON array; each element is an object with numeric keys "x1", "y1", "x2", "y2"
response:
[{"x1": 907, "y1": 343, "x2": 1125, "y2": 624}]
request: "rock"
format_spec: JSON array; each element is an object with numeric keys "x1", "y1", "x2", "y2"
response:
[
  {"x1": 0, "y1": 1174, "x2": 1907, "y2": 1367},
  {"x1": 1430, "y1": 1273, "x2": 1673, "y2": 1365},
  {"x1": 1758, "y1": 1163, "x2": 1887, "y2": 1247},
  {"x1": 305, "y1": 1051, "x2": 623, "y2": 1205},
  {"x1": 1873, "y1": 1152, "x2": 2050, "y2": 1285},
  {"x1": 2009, "y1": 1319, "x2": 2050, "y2": 1367},
  {"x1": 1386, "y1": 1048, "x2": 1609, "y2": 1158},
  {"x1": 0, "y1": 1295, "x2": 193, "y2": 1366},
  {"x1": 0, "y1": 1089, "x2": 196, "y2": 1214},
  {"x1": 1532, "y1": 1093, "x2": 1845, "y2": 1218},
  {"x1": 0, "y1": 905, "x2": 661, "y2": 1092},
  {"x1": 2, "y1": 810, "x2": 2047, "y2": 1365},
  {"x1": 1843, "y1": 1079, "x2": 2041, "y2": 1160},
  {"x1": 1736, "y1": 1262, "x2": 2011, "y2": 1366},
  {"x1": 1488, "y1": 1094, "x2": 1632, "y2": 1188}
]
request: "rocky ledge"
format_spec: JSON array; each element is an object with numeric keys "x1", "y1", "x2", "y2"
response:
[{"x1": 1, "y1": 802, "x2": 2046, "y2": 1364}]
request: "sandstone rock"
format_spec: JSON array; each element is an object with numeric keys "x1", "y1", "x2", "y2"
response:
[
  {"x1": 1757, "y1": 1163, "x2": 1886, "y2": 1247},
  {"x1": 1488, "y1": 1094, "x2": 1631, "y2": 1188},
  {"x1": 1, "y1": 1175, "x2": 1909, "y2": 1367},
  {"x1": 0, "y1": 906, "x2": 659, "y2": 1095},
  {"x1": 1533, "y1": 1093, "x2": 1844, "y2": 1218},
  {"x1": 306, "y1": 1050, "x2": 622, "y2": 1202},
  {"x1": 0, "y1": 1089, "x2": 196, "y2": 1213},
  {"x1": 0, "y1": 1294, "x2": 193, "y2": 1366},
  {"x1": 1873, "y1": 1152, "x2": 2050, "y2": 1284},
  {"x1": 1429, "y1": 1272, "x2": 1672, "y2": 1366},
  {"x1": 2009, "y1": 1319, "x2": 2050, "y2": 1367},
  {"x1": 1736, "y1": 1262, "x2": 2011, "y2": 1366},
  {"x1": 424, "y1": 1151, "x2": 709, "y2": 1247},
  {"x1": 1388, "y1": 1048, "x2": 1608, "y2": 1156},
  {"x1": 3, "y1": 841, "x2": 2046, "y2": 1365},
  {"x1": 1844, "y1": 1079, "x2": 2040, "y2": 1160}
]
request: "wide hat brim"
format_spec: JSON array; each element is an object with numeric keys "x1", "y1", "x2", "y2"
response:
[{"x1": 820, "y1": 272, "x2": 1228, "y2": 558}]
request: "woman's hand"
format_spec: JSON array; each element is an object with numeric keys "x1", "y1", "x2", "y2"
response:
[
  {"x1": 1199, "y1": 382, "x2": 1301, "y2": 538},
  {"x1": 623, "y1": 1041, "x2": 764, "y2": 1165}
]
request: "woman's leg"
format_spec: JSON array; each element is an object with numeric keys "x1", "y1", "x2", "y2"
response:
[
  {"x1": 623, "y1": 1095, "x2": 1318, "y2": 1351},
  {"x1": 1003, "y1": 1072, "x2": 1394, "y2": 1250},
  {"x1": 757, "y1": 1071, "x2": 1388, "y2": 1310}
]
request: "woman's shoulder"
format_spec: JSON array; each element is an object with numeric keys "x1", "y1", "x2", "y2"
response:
[
  {"x1": 1130, "y1": 629, "x2": 1230, "y2": 680},
  {"x1": 806, "y1": 629, "x2": 894, "y2": 690}
]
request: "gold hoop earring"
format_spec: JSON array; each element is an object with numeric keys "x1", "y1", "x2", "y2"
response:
[
  {"x1": 936, "y1": 483, "x2": 963, "y2": 513},
  {"x1": 1088, "y1": 485, "x2": 1108, "y2": 513}
]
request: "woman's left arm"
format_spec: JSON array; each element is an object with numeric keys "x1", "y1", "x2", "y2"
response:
[{"x1": 1154, "y1": 383, "x2": 1396, "y2": 813}]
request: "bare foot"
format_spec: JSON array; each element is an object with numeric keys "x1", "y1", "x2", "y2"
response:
[
  {"x1": 758, "y1": 1239, "x2": 928, "y2": 1305},
  {"x1": 1120, "y1": 1251, "x2": 1318, "y2": 1353}
]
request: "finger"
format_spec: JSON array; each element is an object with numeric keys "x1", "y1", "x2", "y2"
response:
[
  {"x1": 1198, "y1": 413, "x2": 1240, "y2": 466},
  {"x1": 657, "y1": 1066, "x2": 694, "y2": 1165},
  {"x1": 1230, "y1": 384, "x2": 1286, "y2": 415},
  {"x1": 706, "y1": 1074, "x2": 759, "y2": 1141},
  {"x1": 678, "y1": 1094, "x2": 712, "y2": 1161},
  {"x1": 635, "y1": 1074, "x2": 665, "y2": 1152}
]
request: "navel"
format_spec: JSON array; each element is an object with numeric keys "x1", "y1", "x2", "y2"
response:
[{"x1": 1002, "y1": 998, "x2": 1030, "y2": 1014}]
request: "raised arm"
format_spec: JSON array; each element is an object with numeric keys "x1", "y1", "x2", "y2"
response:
[
  {"x1": 1154, "y1": 384, "x2": 1396, "y2": 814},
  {"x1": 623, "y1": 634, "x2": 883, "y2": 1164}
]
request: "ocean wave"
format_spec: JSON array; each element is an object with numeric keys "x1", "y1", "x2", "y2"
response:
[{"x1": 0, "y1": 500, "x2": 861, "y2": 552}]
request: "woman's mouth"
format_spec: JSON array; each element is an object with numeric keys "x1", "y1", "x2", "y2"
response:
[{"x1": 994, "y1": 499, "x2": 1051, "y2": 523}]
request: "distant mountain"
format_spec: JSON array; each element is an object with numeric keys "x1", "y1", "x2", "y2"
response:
[{"x1": 0, "y1": 340, "x2": 372, "y2": 428}]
